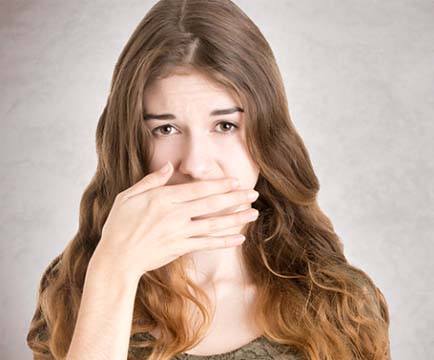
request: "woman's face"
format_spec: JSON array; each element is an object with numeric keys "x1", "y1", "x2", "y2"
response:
[{"x1": 143, "y1": 69, "x2": 259, "y2": 220}]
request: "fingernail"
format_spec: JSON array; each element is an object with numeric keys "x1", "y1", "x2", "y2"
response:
[
  {"x1": 160, "y1": 162, "x2": 170, "y2": 174},
  {"x1": 248, "y1": 190, "x2": 259, "y2": 201}
]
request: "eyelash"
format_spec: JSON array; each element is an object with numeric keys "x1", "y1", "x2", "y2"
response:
[{"x1": 151, "y1": 121, "x2": 239, "y2": 137}]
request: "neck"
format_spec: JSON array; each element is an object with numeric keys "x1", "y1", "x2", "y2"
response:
[{"x1": 181, "y1": 202, "x2": 255, "y2": 293}]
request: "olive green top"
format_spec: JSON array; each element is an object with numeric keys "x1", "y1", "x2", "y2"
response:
[
  {"x1": 34, "y1": 327, "x2": 301, "y2": 359},
  {"x1": 134, "y1": 332, "x2": 303, "y2": 359}
]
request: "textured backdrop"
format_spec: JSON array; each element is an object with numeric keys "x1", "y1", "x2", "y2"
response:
[{"x1": 0, "y1": 0, "x2": 433, "y2": 359}]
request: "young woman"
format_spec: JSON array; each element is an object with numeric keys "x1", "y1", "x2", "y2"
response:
[{"x1": 26, "y1": 0, "x2": 391, "y2": 359}]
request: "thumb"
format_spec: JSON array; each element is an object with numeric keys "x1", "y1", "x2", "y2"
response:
[
  {"x1": 146, "y1": 161, "x2": 173, "y2": 184},
  {"x1": 142, "y1": 161, "x2": 173, "y2": 188},
  {"x1": 159, "y1": 161, "x2": 172, "y2": 175}
]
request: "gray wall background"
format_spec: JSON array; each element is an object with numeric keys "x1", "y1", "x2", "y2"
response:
[{"x1": 1, "y1": 0, "x2": 433, "y2": 359}]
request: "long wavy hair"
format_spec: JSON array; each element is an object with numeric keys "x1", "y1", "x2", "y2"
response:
[{"x1": 26, "y1": 0, "x2": 391, "y2": 359}]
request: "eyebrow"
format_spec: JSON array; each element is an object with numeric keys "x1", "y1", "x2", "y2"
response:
[{"x1": 143, "y1": 106, "x2": 244, "y2": 121}]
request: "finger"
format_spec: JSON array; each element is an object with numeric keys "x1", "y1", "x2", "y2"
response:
[
  {"x1": 165, "y1": 177, "x2": 241, "y2": 203},
  {"x1": 183, "y1": 233, "x2": 246, "y2": 252},
  {"x1": 124, "y1": 161, "x2": 173, "y2": 198},
  {"x1": 184, "y1": 189, "x2": 259, "y2": 219},
  {"x1": 185, "y1": 207, "x2": 259, "y2": 237}
]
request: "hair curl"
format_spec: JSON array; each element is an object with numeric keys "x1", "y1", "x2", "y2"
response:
[{"x1": 27, "y1": 0, "x2": 391, "y2": 359}]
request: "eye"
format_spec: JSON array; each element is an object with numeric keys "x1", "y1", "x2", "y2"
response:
[
  {"x1": 215, "y1": 121, "x2": 239, "y2": 133},
  {"x1": 151, "y1": 124, "x2": 178, "y2": 136},
  {"x1": 151, "y1": 121, "x2": 239, "y2": 137}
]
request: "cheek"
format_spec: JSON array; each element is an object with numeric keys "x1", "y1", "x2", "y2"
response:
[
  {"x1": 148, "y1": 143, "x2": 176, "y2": 173},
  {"x1": 220, "y1": 144, "x2": 259, "y2": 187},
  {"x1": 216, "y1": 138, "x2": 247, "y2": 162}
]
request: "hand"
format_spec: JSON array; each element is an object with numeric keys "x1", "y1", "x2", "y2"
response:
[{"x1": 90, "y1": 162, "x2": 260, "y2": 281}]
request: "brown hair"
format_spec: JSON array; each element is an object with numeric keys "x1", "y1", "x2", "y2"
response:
[{"x1": 26, "y1": 0, "x2": 391, "y2": 359}]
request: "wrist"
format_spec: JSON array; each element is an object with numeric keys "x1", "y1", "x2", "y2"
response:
[{"x1": 86, "y1": 253, "x2": 141, "y2": 291}]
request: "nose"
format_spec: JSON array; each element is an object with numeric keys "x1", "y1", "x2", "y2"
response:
[{"x1": 177, "y1": 133, "x2": 219, "y2": 180}]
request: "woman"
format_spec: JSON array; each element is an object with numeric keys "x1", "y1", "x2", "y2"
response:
[{"x1": 26, "y1": 0, "x2": 391, "y2": 359}]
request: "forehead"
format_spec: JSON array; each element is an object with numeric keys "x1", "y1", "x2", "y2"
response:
[{"x1": 143, "y1": 71, "x2": 239, "y2": 110}]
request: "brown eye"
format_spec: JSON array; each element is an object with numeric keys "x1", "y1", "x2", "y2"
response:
[
  {"x1": 151, "y1": 121, "x2": 239, "y2": 137},
  {"x1": 216, "y1": 121, "x2": 238, "y2": 133},
  {"x1": 152, "y1": 124, "x2": 178, "y2": 136}
]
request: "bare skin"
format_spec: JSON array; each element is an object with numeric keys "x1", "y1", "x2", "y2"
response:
[
  {"x1": 67, "y1": 169, "x2": 259, "y2": 360},
  {"x1": 143, "y1": 67, "x2": 260, "y2": 289},
  {"x1": 143, "y1": 67, "x2": 262, "y2": 354},
  {"x1": 66, "y1": 68, "x2": 262, "y2": 359},
  {"x1": 149, "y1": 280, "x2": 261, "y2": 356}
]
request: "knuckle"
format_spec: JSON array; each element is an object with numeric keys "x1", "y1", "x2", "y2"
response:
[
  {"x1": 115, "y1": 191, "x2": 126, "y2": 201},
  {"x1": 143, "y1": 195, "x2": 162, "y2": 216},
  {"x1": 169, "y1": 204, "x2": 184, "y2": 222},
  {"x1": 203, "y1": 237, "x2": 214, "y2": 250},
  {"x1": 243, "y1": 191, "x2": 252, "y2": 202},
  {"x1": 169, "y1": 239, "x2": 185, "y2": 256},
  {"x1": 246, "y1": 209, "x2": 258, "y2": 220},
  {"x1": 206, "y1": 216, "x2": 219, "y2": 232},
  {"x1": 214, "y1": 194, "x2": 228, "y2": 208},
  {"x1": 140, "y1": 190, "x2": 153, "y2": 206},
  {"x1": 188, "y1": 185, "x2": 202, "y2": 198},
  {"x1": 115, "y1": 192, "x2": 129, "y2": 206},
  {"x1": 237, "y1": 211, "x2": 248, "y2": 223},
  {"x1": 145, "y1": 187, "x2": 159, "y2": 201},
  {"x1": 202, "y1": 196, "x2": 216, "y2": 209},
  {"x1": 147, "y1": 188, "x2": 168, "y2": 207}
]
